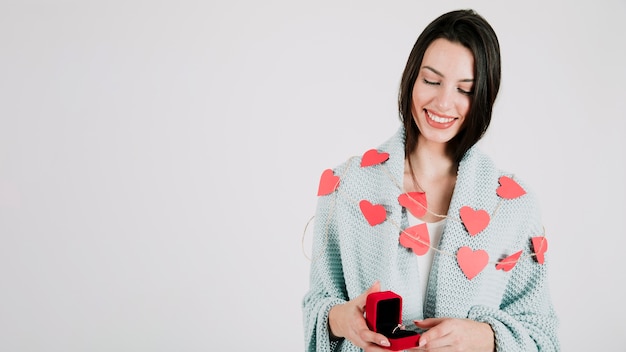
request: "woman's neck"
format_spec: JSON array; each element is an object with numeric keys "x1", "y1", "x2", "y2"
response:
[
  {"x1": 403, "y1": 138, "x2": 458, "y2": 221},
  {"x1": 408, "y1": 139, "x2": 457, "y2": 180}
]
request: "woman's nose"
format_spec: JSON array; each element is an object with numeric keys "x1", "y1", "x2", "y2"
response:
[{"x1": 435, "y1": 87, "x2": 454, "y2": 111}]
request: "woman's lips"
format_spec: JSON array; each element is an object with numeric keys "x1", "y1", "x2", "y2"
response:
[{"x1": 426, "y1": 109, "x2": 456, "y2": 128}]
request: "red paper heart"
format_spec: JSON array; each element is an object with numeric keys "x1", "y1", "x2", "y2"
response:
[
  {"x1": 317, "y1": 169, "x2": 340, "y2": 196},
  {"x1": 531, "y1": 236, "x2": 548, "y2": 264},
  {"x1": 495, "y1": 250, "x2": 522, "y2": 272},
  {"x1": 398, "y1": 192, "x2": 427, "y2": 218},
  {"x1": 457, "y1": 246, "x2": 489, "y2": 280},
  {"x1": 496, "y1": 176, "x2": 526, "y2": 199},
  {"x1": 459, "y1": 206, "x2": 490, "y2": 236},
  {"x1": 360, "y1": 149, "x2": 389, "y2": 167},
  {"x1": 359, "y1": 200, "x2": 386, "y2": 226},
  {"x1": 399, "y1": 223, "x2": 430, "y2": 255}
]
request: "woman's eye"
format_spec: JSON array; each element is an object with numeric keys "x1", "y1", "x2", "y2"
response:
[
  {"x1": 423, "y1": 79, "x2": 439, "y2": 85},
  {"x1": 457, "y1": 88, "x2": 474, "y2": 96}
]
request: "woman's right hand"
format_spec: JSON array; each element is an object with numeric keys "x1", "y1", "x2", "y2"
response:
[{"x1": 328, "y1": 281, "x2": 392, "y2": 351}]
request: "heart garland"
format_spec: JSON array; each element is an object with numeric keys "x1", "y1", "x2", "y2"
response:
[
  {"x1": 398, "y1": 223, "x2": 430, "y2": 255},
  {"x1": 495, "y1": 250, "x2": 523, "y2": 272},
  {"x1": 531, "y1": 236, "x2": 548, "y2": 264},
  {"x1": 359, "y1": 200, "x2": 387, "y2": 226},
  {"x1": 316, "y1": 147, "x2": 549, "y2": 281},
  {"x1": 398, "y1": 192, "x2": 427, "y2": 218},
  {"x1": 496, "y1": 175, "x2": 527, "y2": 199},
  {"x1": 457, "y1": 246, "x2": 489, "y2": 280},
  {"x1": 317, "y1": 169, "x2": 340, "y2": 196},
  {"x1": 459, "y1": 206, "x2": 490, "y2": 236},
  {"x1": 361, "y1": 149, "x2": 390, "y2": 167}
]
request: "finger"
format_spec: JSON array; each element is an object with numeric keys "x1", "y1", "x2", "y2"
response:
[
  {"x1": 413, "y1": 318, "x2": 448, "y2": 348},
  {"x1": 413, "y1": 317, "x2": 443, "y2": 329},
  {"x1": 418, "y1": 332, "x2": 453, "y2": 350},
  {"x1": 358, "y1": 328, "x2": 391, "y2": 349}
]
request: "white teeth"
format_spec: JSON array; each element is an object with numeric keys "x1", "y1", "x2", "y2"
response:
[{"x1": 427, "y1": 110, "x2": 455, "y2": 123}]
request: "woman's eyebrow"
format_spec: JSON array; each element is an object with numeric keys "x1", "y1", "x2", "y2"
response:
[
  {"x1": 422, "y1": 65, "x2": 474, "y2": 82},
  {"x1": 423, "y1": 65, "x2": 444, "y2": 77}
]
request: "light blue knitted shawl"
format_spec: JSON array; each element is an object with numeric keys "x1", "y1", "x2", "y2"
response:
[{"x1": 302, "y1": 126, "x2": 559, "y2": 351}]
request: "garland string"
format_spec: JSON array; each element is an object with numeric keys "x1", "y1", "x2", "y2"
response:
[{"x1": 301, "y1": 155, "x2": 546, "y2": 266}]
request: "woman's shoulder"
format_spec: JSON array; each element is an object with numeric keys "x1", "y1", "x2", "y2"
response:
[
  {"x1": 463, "y1": 146, "x2": 543, "y2": 228},
  {"x1": 460, "y1": 147, "x2": 531, "y2": 185},
  {"x1": 328, "y1": 127, "x2": 405, "y2": 176},
  {"x1": 458, "y1": 146, "x2": 540, "y2": 209},
  {"x1": 319, "y1": 127, "x2": 406, "y2": 203}
]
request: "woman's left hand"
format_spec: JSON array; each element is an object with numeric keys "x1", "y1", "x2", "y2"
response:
[{"x1": 410, "y1": 318, "x2": 495, "y2": 351}]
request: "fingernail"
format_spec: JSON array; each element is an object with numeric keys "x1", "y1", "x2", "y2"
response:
[
  {"x1": 418, "y1": 338, "x2": 426, "y2": 347},
  {"x1": 380, "y1": 339, "x2": 390, "y2": 347}
]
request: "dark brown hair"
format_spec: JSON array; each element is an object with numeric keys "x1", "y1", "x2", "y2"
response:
[{"x1": 398, "y1": 9, "x2": 501, "y2": 164}]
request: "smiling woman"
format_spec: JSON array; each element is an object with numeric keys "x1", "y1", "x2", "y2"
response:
[
  {"x1": 302, "y1": 9, "x2": 559, "y2": 352},
  {"x1": 411, "y1": 39, "x2": 474, "y2": 147},
  {"x1": 1, "y1": 1, "x2": 625, "y2": 351}
]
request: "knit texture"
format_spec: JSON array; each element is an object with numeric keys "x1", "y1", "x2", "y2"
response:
[{"x1": 302, "y1": 126, "x2": 560, "y2": 351}]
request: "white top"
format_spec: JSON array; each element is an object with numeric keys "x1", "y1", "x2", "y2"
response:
[{"x1": 406, "y1": 211, "x2": 446, "y2": 305}]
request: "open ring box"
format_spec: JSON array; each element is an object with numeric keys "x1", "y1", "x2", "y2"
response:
[{"x1": 365, "y1": 291, "x2": 420, "y2": 351}]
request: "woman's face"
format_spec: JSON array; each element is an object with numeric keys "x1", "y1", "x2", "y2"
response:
[{"x1": 411, "y1": 38, "x2": 475, "y2": 145}]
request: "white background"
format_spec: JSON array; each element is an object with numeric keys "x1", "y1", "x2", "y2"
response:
[{"x1": 1, "y1": 1, "x2": 625, "y2": 351}]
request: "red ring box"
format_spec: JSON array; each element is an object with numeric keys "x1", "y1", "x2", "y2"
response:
[{"x1": 365, "y1": 291, "x2": 420, "y2": 351}]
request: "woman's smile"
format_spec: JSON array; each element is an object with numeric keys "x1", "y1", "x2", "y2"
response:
[{"x1": 425, "y1": 109, "x2": 458, "y2": 128}]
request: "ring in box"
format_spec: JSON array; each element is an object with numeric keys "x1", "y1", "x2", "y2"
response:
[{"x1": 365, "y1": 291, "x2": 420, "y2": 351}]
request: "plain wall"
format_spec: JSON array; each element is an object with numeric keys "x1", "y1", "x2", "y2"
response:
[{"x1": 1, "y1": 1, "x2": 625, "y2": 351}]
